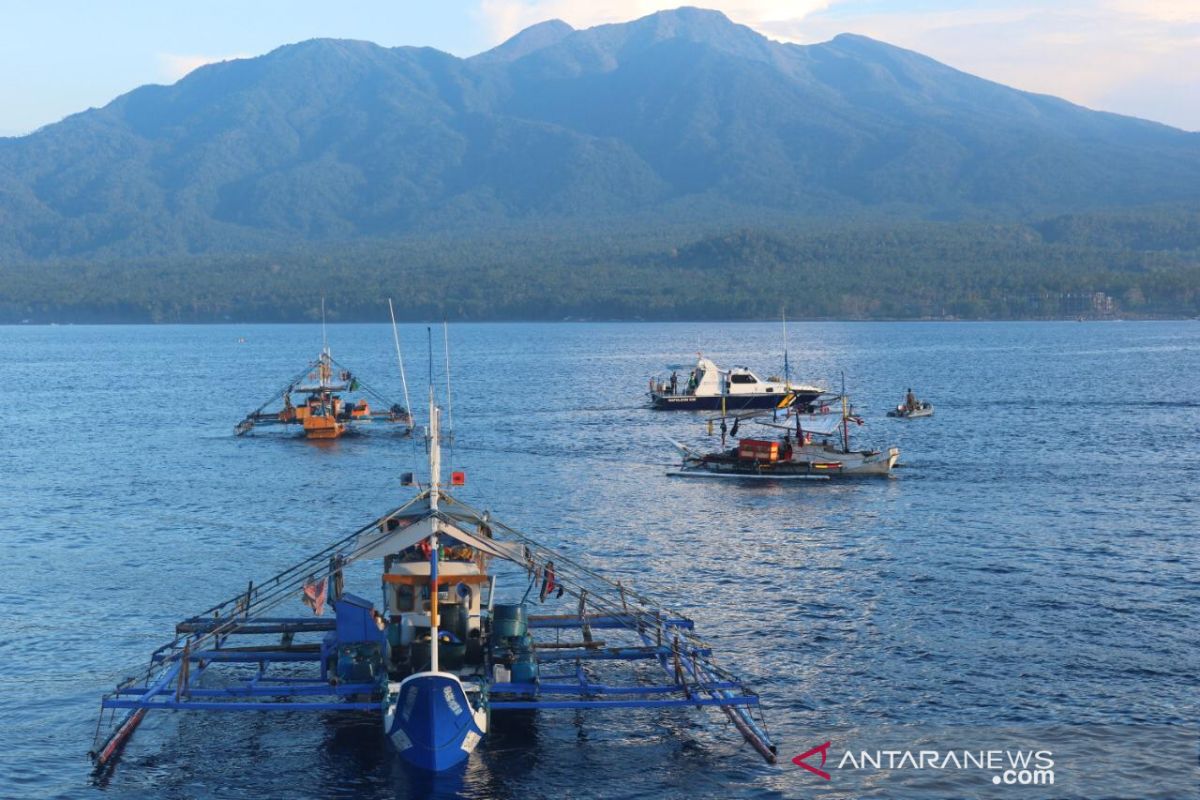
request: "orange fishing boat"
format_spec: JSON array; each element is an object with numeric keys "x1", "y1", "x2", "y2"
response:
[{"x1": 236, "y1": 348, "x2": 412, "y2": 440}]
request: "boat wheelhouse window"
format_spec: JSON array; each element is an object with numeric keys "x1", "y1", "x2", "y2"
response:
[{"x1": 730, "y1": 374, "x2": 757, "y2": 384}]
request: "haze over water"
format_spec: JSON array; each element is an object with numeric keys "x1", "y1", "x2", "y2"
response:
[{"x1": 1, "y1": 321, "x2": 1196, "y2": 798}]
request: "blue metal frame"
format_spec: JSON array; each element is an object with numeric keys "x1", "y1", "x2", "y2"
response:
[{"x1": 93, "y1": 493, "x2": 778, "y2": 772}]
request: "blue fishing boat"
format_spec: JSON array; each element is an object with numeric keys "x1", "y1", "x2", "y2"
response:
[{"x1": 92, "y1": 389, "x2": 778, "y2": 773}]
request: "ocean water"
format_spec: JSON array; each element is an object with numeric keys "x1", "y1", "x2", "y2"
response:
[{"x1": 0, "y1": 321, "x2": 1196, "y2": 799}]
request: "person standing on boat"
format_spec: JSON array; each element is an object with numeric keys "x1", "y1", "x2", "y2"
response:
[
  {"x1": 670, "y1": 371, "x2": 678, "y2": 395},
  {"x1": 906, "y1": 388, "x2": 917, "y2": 411}
]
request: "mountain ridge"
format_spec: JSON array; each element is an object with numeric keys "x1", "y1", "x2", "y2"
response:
[{"x1": 0, "y1": 6, "x2": 1197, "y2": 262}]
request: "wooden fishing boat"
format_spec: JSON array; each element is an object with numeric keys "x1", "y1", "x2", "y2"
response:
[
  {"x1": 669, "y1": 392, "x2": 899, "y2": 479},
  {"x1": 93, "y1": 392, "x2": 777, "y2": 773},
  {"x1": 235, "y1": 347, "x2": 413, "y2": 439}
]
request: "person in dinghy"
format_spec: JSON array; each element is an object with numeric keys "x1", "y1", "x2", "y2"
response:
[{"x1": 888, "y1": 388, "x2": 934, "y2": 418}]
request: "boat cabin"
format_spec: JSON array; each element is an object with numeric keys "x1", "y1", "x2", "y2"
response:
[
  {"x1": 367, "y1": 514, "x2": 499, "y2": 679},
  {"x1": 685, "y1": 358, "x2": 786, "y2": 398}
]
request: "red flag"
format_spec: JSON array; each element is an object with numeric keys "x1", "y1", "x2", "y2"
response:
[{"x1": 302, "y1": 577, "x2": 327, "y2": 616}]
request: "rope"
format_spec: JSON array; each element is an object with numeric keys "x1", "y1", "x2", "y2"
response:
[
  {"x1": 103, "y1": 494, "x2": 426, "y2": 695},
  {"x1": 236, "y1": 362, "x2": 316, "y2": 431},
  {"x1": 327, "y1": 355, "x2": 406, "y2": 413}
]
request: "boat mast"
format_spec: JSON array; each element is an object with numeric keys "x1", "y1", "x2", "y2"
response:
[
  {"x1": 782, "y1": 307, "x2": 790, "y2": 388},
  {"x1": 840, "y1": 372, "x2": 850, "y2": 453},
  {"x1": 319, "y1": 296, "x2": 331, "y2": 395},
  {"x1": 321, "y1": 296, "x2": 329, "y2": 358},
  {"x1": 427, "y1": 380, "x2": 442, "y2": 672},
  {"x1": 387, "y1": 299, "x2": 412, "y2": 416},
  {"x1": 428, "y1": 388, "x2": 441, "y2": 510},
  {"x1": 442, "y1": 321, "x2": 454, "y2": 439}
]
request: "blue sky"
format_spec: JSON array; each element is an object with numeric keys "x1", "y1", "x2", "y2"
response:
[{"x1": 2, "y1": 0, "x2": 1198, "y2": 135}]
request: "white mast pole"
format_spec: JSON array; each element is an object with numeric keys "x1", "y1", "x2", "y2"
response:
[
  {"x1": 429, "y1": 389, "x2": 440, "y2": 510},
  {"x1": 840, "y1": 371, "x2": 850, "y2": 453},
  {"x1": 388, "y1": 299, "x2": 412, "y2": 417},
  {"x1": 442, "y1": 321, "x2": 453, "y2": 438},
  {"x1": 427, "y1": 386, "x2": 441, "y2": 672},
  {"x1": 320, "y1": 296, "x2": 330, "y2": 391},
  {"x1": 321, "y1": 296, "x2": 328, "y2": 355}
]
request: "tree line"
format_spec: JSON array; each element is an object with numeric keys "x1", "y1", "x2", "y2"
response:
[{"x1": 2, "y1": 212, "x2": 1197, "y2": 323}]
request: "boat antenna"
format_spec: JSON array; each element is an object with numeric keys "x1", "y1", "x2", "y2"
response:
[
  {"x1": 428, "y1": 371, "x2": 441, "y2": 510},
  {"x1": 782, "y1": 307, "x2": 790, "y2": 388},
  {"x1": 388, "y1": 299, "x2": 412, "y2": 418},
  {"x1": 321, "y1": 296, "x2": 328, "y2": 356},
  {"x1": 442, "y1": 320, "x2": 454, "y2": 440},
  {"x1": 426, "y1": 359, "x2": 442, "y2": 672},
  {"x1": 840, "y1": 371, "x2": 850, "y2": 454}
]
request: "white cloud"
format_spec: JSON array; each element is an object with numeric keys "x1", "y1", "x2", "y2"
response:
[
  {"x1": 798, "y1": 3, "x2": 1200, "y2": 129},
  {"x1": 157, "y1": 53, "x2": 249, "y2": 82},
  {"x1": 1106, "y1": 0, "x2": 1200, "y2": 23},
  {"x1": 476, "y1": 0, "x2": 839, "y2": 42},
  {"x1": 471, "y1": 1, "x2": 1200, "y2": 129}
]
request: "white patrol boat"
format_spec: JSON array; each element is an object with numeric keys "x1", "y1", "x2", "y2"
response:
[{"x1": 650, "y1": 357, "x2": 823, "y2": 411}]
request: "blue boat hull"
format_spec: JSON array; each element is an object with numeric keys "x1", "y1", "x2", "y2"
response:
[
  {"x1": 385, "y1": 673, "x2": 485, "y2": 772},
  {"x1": 651, "y1": 391, "x2": 820, "y2": 411}
]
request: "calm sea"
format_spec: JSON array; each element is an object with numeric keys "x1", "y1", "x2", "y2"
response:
[{"x1": 0, "y1": 321, "x2": 1196, "y2": 799}]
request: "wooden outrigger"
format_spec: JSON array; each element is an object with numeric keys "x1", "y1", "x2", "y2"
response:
[{"x1": 93, "y1": 390, "x2": 777, "y2": 773}]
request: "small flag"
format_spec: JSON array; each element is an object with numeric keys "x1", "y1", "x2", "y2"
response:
[
  {"x1": 302, "y1": 577, "x2": 327, "y2": 616},
  {"x1": 400, "y1": 472, "x2": 415, "y2": 486},
  {"x1": 451, "y1": 471, "x2": 466, "y2": 486},
  {"x1": 540, "y1": 561, "x2": 556, "y2": 602}
]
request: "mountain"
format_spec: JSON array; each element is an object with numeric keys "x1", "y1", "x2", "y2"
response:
[{"x1": 0, "y1": 6, "x2": 1198, "y2": 262}]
